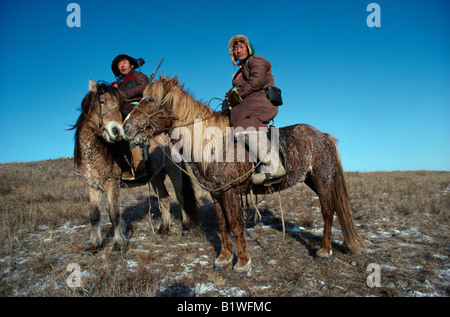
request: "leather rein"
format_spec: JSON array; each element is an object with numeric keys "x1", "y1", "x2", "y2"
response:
[{"x1": 132, "y1": 99, "x2": 179, "y2": 138}]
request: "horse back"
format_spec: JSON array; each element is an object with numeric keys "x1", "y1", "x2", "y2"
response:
[{"x1": 271, "y1": 124, "x2": 337, "y2": 190}]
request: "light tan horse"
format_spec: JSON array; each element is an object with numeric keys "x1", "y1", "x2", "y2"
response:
[
  {"x1": 71, "y1": 80, "x2": 198, "y2": 251},
  {"x1": 72, "y1": 80, "x2": 127, "y2": 250}
]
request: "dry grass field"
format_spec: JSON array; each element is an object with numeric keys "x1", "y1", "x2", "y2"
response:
[{"x1": 0, "y1": 158, "x2": 449, "y2": 297}]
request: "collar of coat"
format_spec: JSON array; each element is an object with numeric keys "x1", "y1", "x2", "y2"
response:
[
  {"x1": 117, "y1": 70, "x2": 137, "y2": 89},
  {"x1": 117, "y1": 70, "x2": 135, "y2": 83}
]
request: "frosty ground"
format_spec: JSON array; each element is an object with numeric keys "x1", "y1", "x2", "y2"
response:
[{"x1": 0, "y1": 159, "x2": 448, "y2": 297}]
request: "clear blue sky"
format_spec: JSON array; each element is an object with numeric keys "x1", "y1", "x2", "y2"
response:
[{"x1": 0, "y1": 0, "x2": 448, "y2": 171}]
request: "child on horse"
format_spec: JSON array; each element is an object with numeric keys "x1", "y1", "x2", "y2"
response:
[{"x1": 111, "y1": 54, "x2": 149, "y2": 180}]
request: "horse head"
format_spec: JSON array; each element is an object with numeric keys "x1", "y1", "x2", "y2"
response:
[
  {"x1": 84, "y1": 79, "x2": 125, "y2": 143},
  {"x1": 123, "y1": 75, "x2": 179, "y2": 144}
]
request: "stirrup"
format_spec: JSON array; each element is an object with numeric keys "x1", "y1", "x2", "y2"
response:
[
  {"x1": 252, "y1": 172, "x2": 285, "y2": 186},
  {"x1": 121, "y1": 167, "x2": 148, "y2": 182},
  {"x1": 121, "y1": 169, "x2": 136, "y2": 181}
]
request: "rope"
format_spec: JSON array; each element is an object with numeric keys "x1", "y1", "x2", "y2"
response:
[
  {"x1": 150, "y1": 136, "x2": 263, "y2": 193},
  {"x1": 131, "y1": 97, "x2": 263, "y2": 192},
  {"x1": 250, "y1": 187, "x2": 262, "y2": 223},
  {"x1": 278, "y1": 191, "x2": 286, "y2": 241}
]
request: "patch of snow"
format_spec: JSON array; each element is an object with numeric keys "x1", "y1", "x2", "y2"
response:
[
  {"x1": 193, "y1": 282, "x2": 247, "y2": 297},
  {"x1": 289, "y1": 226, "x2": 306, "y2": 234},
  {"x1": 440, "y1": 185, "x2": 450, "y2": 196},
  {"x1": 193, "y1": 282, "x2": 215, "y2": 295},
  {"x1": 126, "y1": 260, "x2": 139, "y2": 271},
  {"x1": 381, "y1": 264, "x2": 397, "y2": 270}
]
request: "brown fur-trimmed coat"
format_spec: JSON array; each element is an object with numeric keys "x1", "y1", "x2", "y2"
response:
[{"x1": 229, "y1": 55, "x2": 278, "y2": 129}]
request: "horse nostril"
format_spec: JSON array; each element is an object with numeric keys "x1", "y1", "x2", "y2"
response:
[{"x1": 112, "y1": 127, "x2": 119, "y2": 136}]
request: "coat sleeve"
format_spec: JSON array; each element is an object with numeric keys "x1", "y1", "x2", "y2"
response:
[
  {"x1": 238, "y1": 57, "x2": 269, "y2": 98},
  {"x1": 123, "y1": 71, "x2": 149, "y2": 100}
]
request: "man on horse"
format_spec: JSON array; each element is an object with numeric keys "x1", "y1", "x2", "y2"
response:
[
  {"x1": 111, "y1": 54, "x2": 149, "y2": 180},
  {"x1": 226, "y1": 35, "x2": 286, "y2": 186}
]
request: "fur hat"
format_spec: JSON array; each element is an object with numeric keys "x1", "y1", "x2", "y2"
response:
[
  {"x1": 228, "y1": 35, "x2": 255, "y2": 66},
  {"x1": 111, "y1": 54, "x2": 145, "y2": 77}
]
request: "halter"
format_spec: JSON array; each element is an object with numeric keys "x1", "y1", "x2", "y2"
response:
[
  {"x1": 132, "y1": 99, "x2": 179, "y2": 137},
  {"x1": 84, "y1": 93, "x2": 120, "y2": 134}
]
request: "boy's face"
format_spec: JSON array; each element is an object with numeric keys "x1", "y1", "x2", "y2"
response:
[{"x1": 118, "y1": 59, "x2": 133, "y2": 75}]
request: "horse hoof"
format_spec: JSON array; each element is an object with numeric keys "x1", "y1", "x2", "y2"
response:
[
  {"x1": 112, "y1": 240, "x2": 126, "y2": 252},
  {"x1": 158, "y1": 226, "x2": 170, "y2": 236},
  {"x1": 181, "y1": 224, "x2": 191, "y2": 233},
  {"x1": 316, "y1": 248, "x2": 332, "y2": 260},
  {"x1": 214, "y1": 256, "x2": 233, "y2": 270},
  {"x1": 83, "y1": 242, "x2": 101, "y2": 253},
  {"x1": 233, "y1": 257, "x2": 251, "y2": 274}
]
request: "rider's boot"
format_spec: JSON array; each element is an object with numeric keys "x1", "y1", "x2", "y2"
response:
[
  {"x1": 235, "y1": 130, "x2": 286, "y2": 186},
  {"x1": 121, "y1": 145, "x2": 148, "y2": 181}
]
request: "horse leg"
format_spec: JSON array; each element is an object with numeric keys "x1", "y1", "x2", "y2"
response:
[
  {"x1": 169, "y1": 169, "x2": 190, "y2": 232},
  {"x1": 85, "y1": 187, "x2": 103, "y2": 251},
  {"x1": 105, "y1": 180, "x2": 125, "y2": 251},
  {"x1": 213, "y1": 196, "x2": 234, "y2": 269},
  {"x1": 317, "y1": 195, "x2": 334, "y2": 259},
  {"x1": 168, "y1": 163, "x2": 198, "y2": 233},
  {"x1": 222, "y1": 190, "x2": 251, "y2": 273},
  {"x1": 306, "y1": 175, "x2": 334, "y2": 259},
  {"x1": 151, "y1": 173, "x2": 172, "y2": 235}
]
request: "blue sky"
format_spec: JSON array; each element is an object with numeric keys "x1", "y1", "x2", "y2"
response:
[{"x1": 0, "y1": 0, "x2": 449, "y2": 171}]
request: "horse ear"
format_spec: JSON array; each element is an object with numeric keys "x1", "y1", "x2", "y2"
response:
[
  {"x1": 164, "y1": 75, "x2": 178, "y2": 90},
  {"x1": 89, "y1": 79, "x2": 97, "y2": 93}
]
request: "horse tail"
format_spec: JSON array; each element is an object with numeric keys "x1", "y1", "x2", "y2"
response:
[
  {"x1": 181, "y1": 160, "x2": 199, "y2": 225},
  {"x1": 327, "y1": 134, "x2": 363, "y2": 253}
]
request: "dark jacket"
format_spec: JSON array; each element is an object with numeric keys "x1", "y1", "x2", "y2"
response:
[
  {"x1": 114, "y1": 70, "x2": 149, "y2": 116},
  {"x1": 230, "y1": 55, "x2": 278, "y2": 129}
]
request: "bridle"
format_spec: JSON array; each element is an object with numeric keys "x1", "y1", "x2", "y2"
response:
[
  {"x1": 84, "y1": 93, "x2": 120, "y2": 134},
  {"x1": 131, "y1": 99, "x2": 179, "y2": 137}
]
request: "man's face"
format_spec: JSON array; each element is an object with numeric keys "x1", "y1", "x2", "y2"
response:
[
  {"x1": 233, "y1": 42, "x2": 249, "y2": 62},
  {"x1": 118, "y1": 59, "x2": 133, "y2": 75}
]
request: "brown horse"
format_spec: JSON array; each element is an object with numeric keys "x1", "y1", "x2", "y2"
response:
[
  {"x1": 123, "y1": 76, "x2": 363, "y2": 272},
  {"x1": 71, "y1": 79, "x2": 198, "y2": 251}
]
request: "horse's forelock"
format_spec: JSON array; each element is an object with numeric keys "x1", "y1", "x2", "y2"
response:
[
  {"x1": 96, "y1": 82, "x2": 126, "y2": 111},
  {"x1": 143, "y1": 80, "x2": 166, "y2": 107},
  {"x1": 75, "y1": 82, "x2": 124, "y2": 130}
]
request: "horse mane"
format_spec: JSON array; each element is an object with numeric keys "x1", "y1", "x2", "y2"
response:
[
  {"x1": 145, "y1": 76, "x2": 231, "y2": 171},
  {"x1": 145, "y1": 75, "x2": 230, "y2": 131},
  {"x1": 70, "y1": 82, "x2": 125, "y2": 168}
]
